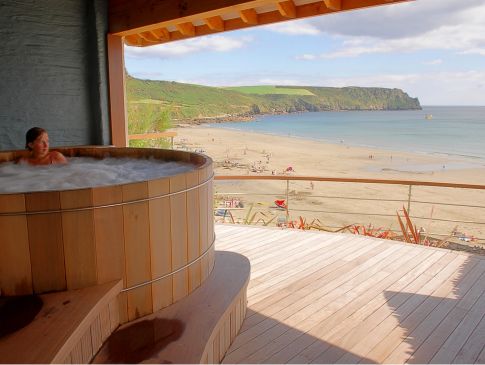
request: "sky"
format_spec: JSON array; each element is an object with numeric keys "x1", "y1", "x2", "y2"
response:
[{"x1": 124, "y1": 0, "x2": 485, "y2": 106}]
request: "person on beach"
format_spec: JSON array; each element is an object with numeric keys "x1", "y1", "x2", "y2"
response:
[{"x1": 18, "y1": 127, "x2": 67, "y2": 166}]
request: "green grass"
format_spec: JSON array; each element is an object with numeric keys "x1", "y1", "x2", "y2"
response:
[
  {"x1": 224, "y1": 85, "x2": 315, "y2": 96},
  {"x1": 126, "y1": 75, "x2": 421, "y2": 124}
]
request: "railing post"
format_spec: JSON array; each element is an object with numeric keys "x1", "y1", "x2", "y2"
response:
[
  {"x1": 407, "y1": 185, "x2": 412, "y2": 214},
  {"x1": 286, "y1": 179, "x2": 290, "y2": 223}
]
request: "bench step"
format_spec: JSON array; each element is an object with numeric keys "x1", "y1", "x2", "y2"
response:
[
  {"x1": 0, "y1": 280, "x2": 122, "y2": 364},
  {"x1": 93, "y1": 251, "x2": 250, "y2": 364}
]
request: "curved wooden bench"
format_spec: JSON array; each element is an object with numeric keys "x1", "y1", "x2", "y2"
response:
[
  {"x1": 0, "y1": 280, "x2": 122, "y2": 364},
  {"x1": 93, "y1": 251, "x2": 250, "y2": 364}
]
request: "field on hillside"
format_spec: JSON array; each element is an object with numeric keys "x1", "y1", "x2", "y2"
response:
[{"x1": 225, "y1": 85, "x2": 315, "y2": 95}]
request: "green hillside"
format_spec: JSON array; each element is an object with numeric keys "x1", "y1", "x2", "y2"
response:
[
  {"x1": 224, "y1": 85, "x2": 315, "y2": 96},
  {"x1": 126, "y1": 76, "x2": 421, "y2": 125}
]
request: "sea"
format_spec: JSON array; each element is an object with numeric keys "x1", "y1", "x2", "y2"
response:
[{"x1": 209, "y1": 106, "x2": 485, "y2": 170}]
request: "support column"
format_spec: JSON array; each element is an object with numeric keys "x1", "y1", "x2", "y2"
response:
[{"x1": 107, "y1": 34, "x2": 128, "y2": 147}]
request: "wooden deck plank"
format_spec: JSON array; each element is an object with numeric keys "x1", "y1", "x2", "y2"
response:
[
  {"x1": 228, "y1": 240, "x2": 391, "y2": 348},
  {"x1": 265, "y1": 248, "x2": 439, "y2": 364},
  {"x1": 408, "y1": 270, "x2": 485, "y2": 364},
  {"x1": 429, "y1": 277, "x2": 485, "y2": 364},
  {"x1": 246, "y1": 236, "x2": 351, "y2": 295},
  {"x1": 452, "y1": 304, "x2": 485, "y2": 364},
  {"x1": 244, "y1": 236, "x2": 379, "y2": 315},
  {"x1": 247, "y1": 237, "x2": 388, "y2": 305},
  {"x1": 383, "y1": 259, "x2": 485, "y2": 364},
  {"x1": 365, "y1": 256, "x2": 480, "y2": 363},
  {"x1": 224, "y1": 244, "x2": 407, "y2": 363},
  {"x1": 305, "y1": 251, "x2": 459, "y2": 363},
  {"x1": 215, "y1": 225, "x2": 485, "y2": 364},
  {"x1": 236, "y1": 246, "x2": 424, "y2": 364},
  {"x1": 247, "y1": 235, "x2": 344, "y2": 292},
  {"x1": 331, "y1": 254, "x2": 467, "y2": 364},
  {"x1": 286, "y1": 250, "x2": 447, "y2": 364}
]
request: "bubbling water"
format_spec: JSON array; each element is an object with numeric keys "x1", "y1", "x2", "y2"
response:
[{"x1": 0, "y1": 157, "x2": 196, "y2": 193}]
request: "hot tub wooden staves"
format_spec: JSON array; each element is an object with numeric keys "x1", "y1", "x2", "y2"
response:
[{"x1": 0, "y1": 147, "x2": 214, "y2": 323}]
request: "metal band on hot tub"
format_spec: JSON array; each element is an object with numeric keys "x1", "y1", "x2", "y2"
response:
[
  {"x1": 0, "y1": 173, "x2": 214, "y2": 216},
  {"x1": 121, "y1": 232, "x2": 216, "y2": 293}
]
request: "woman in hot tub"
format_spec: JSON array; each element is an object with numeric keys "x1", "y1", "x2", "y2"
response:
[{"x1": 18, "y1": 127, "x2": 68, "y2": 165}]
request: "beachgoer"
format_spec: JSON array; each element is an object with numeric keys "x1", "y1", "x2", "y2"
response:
[{"x1": 18, "y1": 127, "x2": 67, "y2": 166}]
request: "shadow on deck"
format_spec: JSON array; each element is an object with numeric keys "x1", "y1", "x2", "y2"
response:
[{"x1": 216, "y1": 224, "x2": 485, "y2": 364}]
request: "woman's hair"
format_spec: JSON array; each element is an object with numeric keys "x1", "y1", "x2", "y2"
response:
[{"x1": 25, "y1": 127, "x2": 46, "y2": 150}]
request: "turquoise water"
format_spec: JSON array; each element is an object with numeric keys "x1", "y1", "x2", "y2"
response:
[{"x1": 210, "y1": 106, "x2": 485, "y2": 162}]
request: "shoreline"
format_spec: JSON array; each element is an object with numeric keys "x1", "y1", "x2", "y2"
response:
[
  {"x1": 175, "y1": 108, "x2": 485, "y2": 164},
  {"x1": 199, "y1": 123, "x2": 485, "y2": 172},
  {"x1": 173, "y1": 125, "x2": 485, "y2": 183},
  {"x1": 173, "y1": 106, "x2": 425, "y2": 127}
]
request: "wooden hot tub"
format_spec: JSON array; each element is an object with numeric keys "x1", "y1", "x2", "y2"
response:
[{"x1": 0, "y1": 147, "x2": 214, "y2": 322}]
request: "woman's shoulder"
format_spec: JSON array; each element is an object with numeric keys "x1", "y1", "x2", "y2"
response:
[
  {"x1": 16, "y1": 156, "x2": 30, "y2": 164},
  {"x1": 49, "y1": 151, "x2": 68, "y2": 164}
]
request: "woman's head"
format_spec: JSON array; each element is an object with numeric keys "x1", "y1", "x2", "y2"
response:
[
  {"x1": 25, "y1": 127, "x2": 50, "y2": 160},
  {"x1": 25, "y1": 127, "x2": 47, "y2": 151}
]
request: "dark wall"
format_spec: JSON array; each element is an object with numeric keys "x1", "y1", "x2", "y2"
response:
[{"x1": 0, "y1": 0, "x2": 110, "y2": 150}]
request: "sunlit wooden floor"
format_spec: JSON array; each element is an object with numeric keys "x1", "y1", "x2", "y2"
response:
[{"x1": 215, "y1": 224, "x2": 485, "y2": 364}]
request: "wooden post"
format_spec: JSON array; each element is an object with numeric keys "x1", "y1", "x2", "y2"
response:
[
  {"x1": 107, "y1": 34, "x2": 128, "y2": 147},
  {"x1": 407, "y1": 184, "x2": 413, "y2": 214},
  {"x1": 286, "y1": 179, "x2": 290, "y2": 223}
]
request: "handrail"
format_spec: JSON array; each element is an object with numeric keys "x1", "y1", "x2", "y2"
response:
[
  {"x1": 213, "y1": 174, "x2": 485, "y2": 243},
  {"x1": 214, "y1": 175, "x2": 485, "y2": 190}
]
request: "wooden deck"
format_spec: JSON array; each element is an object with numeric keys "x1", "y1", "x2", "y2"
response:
[{"x1": 215, "y1": 224, "x2": 485, "y2": 364}]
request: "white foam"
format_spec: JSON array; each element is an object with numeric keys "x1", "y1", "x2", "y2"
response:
[{"x1": 0, "y1": 157, "x2": 196, "y2": 193}]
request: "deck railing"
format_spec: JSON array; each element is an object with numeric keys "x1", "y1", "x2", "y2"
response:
[{"x1": 213, "y1": 175, "x2": 485, "y2": 245}]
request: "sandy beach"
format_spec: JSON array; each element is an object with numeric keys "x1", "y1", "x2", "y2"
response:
[{"x1": 173, "y1": 126, "x2": 485, "y2": 253}]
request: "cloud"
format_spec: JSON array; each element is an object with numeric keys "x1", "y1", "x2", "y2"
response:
[
  {"x1": 460, "y1": 48, "x2": 485, "y2": 56},
  {"x1": 125, "y1": 35, "x2": 252, "y2": 59},
  {"x1": 165, "y1": 70, "x2": 485, "y2": 105},
  {"x1": 265, "y1": 22, "x2": 321, "y2": 35},
  {"x1": 314, "y1": 70, "x2": 485, "y2": 105},
  {"x1": 257, "y1": 78, "x2": 303, "y2": 85},
  {"x1": 295, "y1": 54, "x2": 317, "y2": 61},
  {"x1": 310, "y1": 18, "x2": 485, "y2": 58},
  {"x1": 423, "y1": 59, "x2": 443, "y2": 65},
  {"x1": 307, "y1": 0, "x2": 485, "y2": 39},
  {"x1": 283, "y1": 0, "x2": 485, "y2": 58}
]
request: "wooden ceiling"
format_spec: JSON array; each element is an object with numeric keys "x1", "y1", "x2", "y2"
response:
[{"x1": 109, "y1": 0, "x2": 411, "y2": 47}]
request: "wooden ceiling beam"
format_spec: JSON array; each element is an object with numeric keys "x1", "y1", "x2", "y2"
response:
[
  {"x1": 176, "y1": 22, "x2": 196, "y2": 36},
  {"x1": 204, "y1": 16, "x2": 225, "y2": 31},
  {"x1": 124, "y1": 34, "x2": 144, "y2": 46},
  {"x1": 111, "y1": 0, "x2": 411, "y2": 36},
  {"x1": 240, "y1": 8, "x2": 259, "y2": 25},
  {"x1": 117, "y1": 0, "x2": 413, "y2": 46},
  {"x1": 138, "y1": 31, "x2": 159, "y2": 42},
  {"x1": 150, "y1": 28, "x2": 171, "y2": 42},
  {"x1": 110, "y1": 0, "x2": 277, "y2": 35},
  {"x1": 277, "y1": 1, "x2": 296, "y2": 18},
  {"x1": 323, "y1": 0, "x2": 342, "y2": 10}
]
